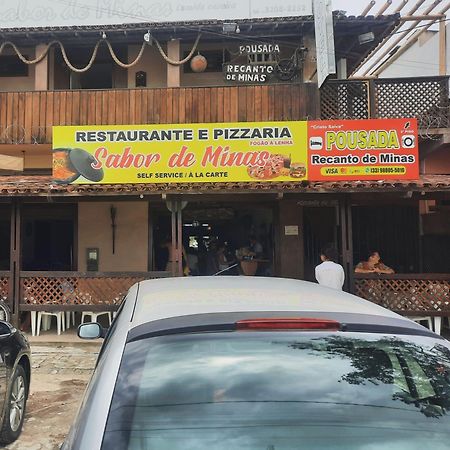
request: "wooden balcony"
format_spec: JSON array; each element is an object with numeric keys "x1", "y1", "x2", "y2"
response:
[
  {"x1": 0, "y1": 77, "x2": 448, "y2": 145},
  {"x1": 0, "y1": 84, "x2": 319, "y2": 145},
  {"x1": 320, "y1": 76, "x2": 450, "y2": 129}
]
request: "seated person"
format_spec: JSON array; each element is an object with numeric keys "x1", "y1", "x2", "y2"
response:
[
  {"x1": 249, "y1": 235, "x2": 263, "y2": 259},
  {"x1": 355, "y1": 251, "x2": 394, "y2": 274}
]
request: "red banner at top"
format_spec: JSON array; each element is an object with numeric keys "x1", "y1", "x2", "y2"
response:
[{"x1": 307, "y1": 118, "x2": 419, "y2": 181}]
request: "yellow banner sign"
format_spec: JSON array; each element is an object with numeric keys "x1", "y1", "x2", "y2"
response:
[{"x1": 52, "y1": 122, "x2": 308, "y2": 184}]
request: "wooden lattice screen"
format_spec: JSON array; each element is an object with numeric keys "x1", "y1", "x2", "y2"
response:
[
  {"x1": 320, "y1": 80, "x2": 369, "y2": 120},
  {"x1": 320, "y1": 77, "x2": 450, "y2": 127},
  {"x1": 374, "y1": 77, "x2": 450, "y2": 128},
  {"x1": 355, "y1": 276, "x2": 450, "y2": 314},
  {"x1": 20, "y1": 272, "x2": 169, "y2": 306}
]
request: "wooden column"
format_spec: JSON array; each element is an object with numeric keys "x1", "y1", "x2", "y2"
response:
[
  {"x1": 9, "y1": 201, "x2": 21, "y2": 327},
  {"x1": 339, "y1": 196, "x2": 354, "y2": 293},
  {"x1": 35, "y1": 44, "x2": 49, "y2": 91},
  {"x1": 177, "y1": 204, "x2": 183, "y2": 276},
  {"x1": 439, "y1": 20, "x2": 447, "y2": 76},
  {"x1": 167, "y1": 39, "x2": 181, "y2": 88},
  {"x1": 276, "y1": 200, "x2": 304, "y2": 279}
]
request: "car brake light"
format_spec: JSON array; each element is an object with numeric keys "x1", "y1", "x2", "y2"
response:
[{"x1": 236, "y1": 318, "x2": 340, "y2": 331}]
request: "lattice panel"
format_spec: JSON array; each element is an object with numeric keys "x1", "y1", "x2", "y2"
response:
[
  {"x1": 0, "y1": 277, "x2": 9, "y2": 302},
  {"x1": 355, "y1": 279, "x2": 450, "y2": 313},
  {"x1": 320, "y1": 81, "x2": 369, "y2": 120},
  {"x1": 21, "y1": 277, "x2": 150, "y2": 306},
  {"x1": 374, "y1": 78, "x2": 450, "y2": 128}
]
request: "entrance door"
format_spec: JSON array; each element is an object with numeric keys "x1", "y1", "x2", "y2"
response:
[
  {"x1": 303, "y1": 205, "x2": 340, "y2": 282},
  {"x1": 21, "y1": 205, "x2": 76, "y2": 271},
  {"x1": 150, "y1": 200, "x2": 275, "y2": 276}
]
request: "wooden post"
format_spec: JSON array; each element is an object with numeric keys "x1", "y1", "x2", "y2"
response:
[
  {"x1": 439, "y1": 19, "x2": 447, "y2": 75},
  {"x1": 35, "y1": 44, "x2": 49, "y2": 91},
  {"x1": 167, "y1": 40, "x2": 181, "y2": 88},
  {"x1": 9, "y1": 201, "x2": 21, "y2": 327},
  {"x1": 277, "y1": 200, "x2": 303, "y2": 279},
  {"x1": 339, "y1": 196, "x2": 354, "y2": 293},
  {"x1": 170, "y1": 201, "x2": 177, "y2": 276},
  {"x1": 177, "y1": 203, "x2": 183, "y2": 277}
]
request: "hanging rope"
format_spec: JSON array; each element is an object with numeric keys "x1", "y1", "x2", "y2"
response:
[
  {"x1": 0, "y1": 41, "x2": 56, "y2": 65},
  {"x1": 0, "y1": 37, "x2": 172, "y2": 72},
  {"x1": 59, "y1": 40, "x2": 102, "y2": 73},
  {"x1": 105, "y1": 41, "x2": 147, "y2": 69},
  {"x1": 153, "y1": 33, "x2": 202, "y2": 65}
]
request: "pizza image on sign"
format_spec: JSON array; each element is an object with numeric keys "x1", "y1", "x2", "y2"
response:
[{"x1": 246, "y1": 154, "x2": 306, "y2": 180}]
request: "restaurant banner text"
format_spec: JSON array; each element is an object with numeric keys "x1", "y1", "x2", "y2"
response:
[
  {"x1": 52, "y1": 118, "x2": 419, "y2": 184},
  {"x1": 52, "y1": 122, "x2": 308, "y2": 184}
]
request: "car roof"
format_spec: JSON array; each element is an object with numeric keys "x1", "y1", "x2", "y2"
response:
[{"x1": 131, "y1": 276, "x2": 403, "y2": 327}]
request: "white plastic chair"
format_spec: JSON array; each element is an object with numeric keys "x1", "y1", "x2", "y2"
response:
[
  {"x1": 65, "y1": 311, "x2": 76, "y2": 329},
  {"x1": 36, "y1": 311, "x2": 66, "y2": 336},
  {"x1": 81, "y1": 311, "x2": 112, "y2": 326}
]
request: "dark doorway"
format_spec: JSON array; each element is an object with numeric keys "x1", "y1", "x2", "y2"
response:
[
  {"x1": 22, "y1": 205, "x2": 76, "y2": 271},
  {"x1": 150, "y1": 202, "x2": 275, "y2": 276},
  {"x1": 352, "y1": 205, "x2": 420, "y2": 274},
  {"x1": 303, "y1": 206, "x2": 339, "y2": 282},
  {"x1": 80, "y1": 63, "x2": 113, "y2": 89}
]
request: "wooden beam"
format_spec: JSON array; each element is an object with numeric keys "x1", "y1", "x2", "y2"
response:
[
  {"x1": 0, "y1": 155, "x2": 23, "y2": 172},
  {"x1": 439, "y1": 18, "x2": 447, "y2": 75},
  {"x1": 400, "y1": 14, "x2": 445, "y2": 20}
]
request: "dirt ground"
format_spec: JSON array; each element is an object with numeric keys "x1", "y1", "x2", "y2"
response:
[{"x1": 5, "y1": 342, "x2": 101, "y2": 450}]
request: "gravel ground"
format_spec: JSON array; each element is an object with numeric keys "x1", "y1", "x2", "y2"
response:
[{"x1": 5, "y1": 342, "x2": 101, "y2": 450}]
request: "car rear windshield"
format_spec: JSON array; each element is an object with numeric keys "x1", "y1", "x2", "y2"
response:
[{"x1": 102, "y1": 332, "x2": 450, "y2": 450}]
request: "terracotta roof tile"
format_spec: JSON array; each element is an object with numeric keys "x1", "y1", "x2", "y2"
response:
[{"x1": 0, "y1": 175, "x2": 448, "y2": 197}]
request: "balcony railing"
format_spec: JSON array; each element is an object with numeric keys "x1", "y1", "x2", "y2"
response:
[
  {"x1": 354, "y1": 273, "x2": 450, "y2": 316},
  {"x1": 0, "y1": 84, "x2": 319, "y2": 145},
  {"x1": 18, "y1": 271, "x2": 170, "y2": 311},
  {"x1": 320, "y1": 76, "x2": 450, "y2": 129},
  {"x1": 0, "y1": 77, "x2": 448, "y2": 145}
]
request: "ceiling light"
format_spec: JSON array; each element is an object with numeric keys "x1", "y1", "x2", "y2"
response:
[
  {"x1": 358, "y1": 32, "x2": 375, "y2": 45},
  {"x1": 223, "y1": 22, "x2": 238, "y2": 33}
]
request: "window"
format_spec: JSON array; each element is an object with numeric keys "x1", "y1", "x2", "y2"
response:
[
  {"x1": 0, "y1": 56, "x2": 29, "y2": 77},
  {"x1": 248, "y1": 53, "x2": 276, "y2": 65},
  {"x1": 102, "y1": 333, "x2": 450, "y2": 449}
]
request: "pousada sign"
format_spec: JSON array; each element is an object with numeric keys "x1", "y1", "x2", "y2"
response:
[
  {"x1": 308, "y1": 118, "x2": 418, "y2": 181},
  {"x1": 52, "y1": 118, "x2": 419, "y2": 185}
]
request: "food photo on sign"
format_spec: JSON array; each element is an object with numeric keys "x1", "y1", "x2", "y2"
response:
[
  {"x1": 307, "y1": 118, "x2": 419, "y2": 181},
  {"x1": 52, "y1": 122, "x2": 309, "y2": 185}
]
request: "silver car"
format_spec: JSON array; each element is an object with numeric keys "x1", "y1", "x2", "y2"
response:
[{"x1": 63, "y1": 277, "x2": 450, "y2": 449}]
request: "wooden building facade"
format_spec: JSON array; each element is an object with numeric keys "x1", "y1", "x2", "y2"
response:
[{"x1": 0, "y1": 14, "x2": 449, "y2": 332}]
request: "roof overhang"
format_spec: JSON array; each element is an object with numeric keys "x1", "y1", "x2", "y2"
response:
[
  {"x1": 0, "y1": 13, "x2": 399, "y2": 75},
  {"x1": 0, "y1": 174, "x2": 448, "y2": 197}
]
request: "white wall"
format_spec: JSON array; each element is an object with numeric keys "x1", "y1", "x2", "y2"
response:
[
  {"x1": 78, "y1": 202, "x2": 148, "y2": 272},
  {"x1": 379, "y1": 26, "x2": 450, "y2": 78}
]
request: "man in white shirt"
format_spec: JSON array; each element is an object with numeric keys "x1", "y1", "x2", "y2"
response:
[{"x1": 315, "y1": 246, "x2": 345, "y2": 290}]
